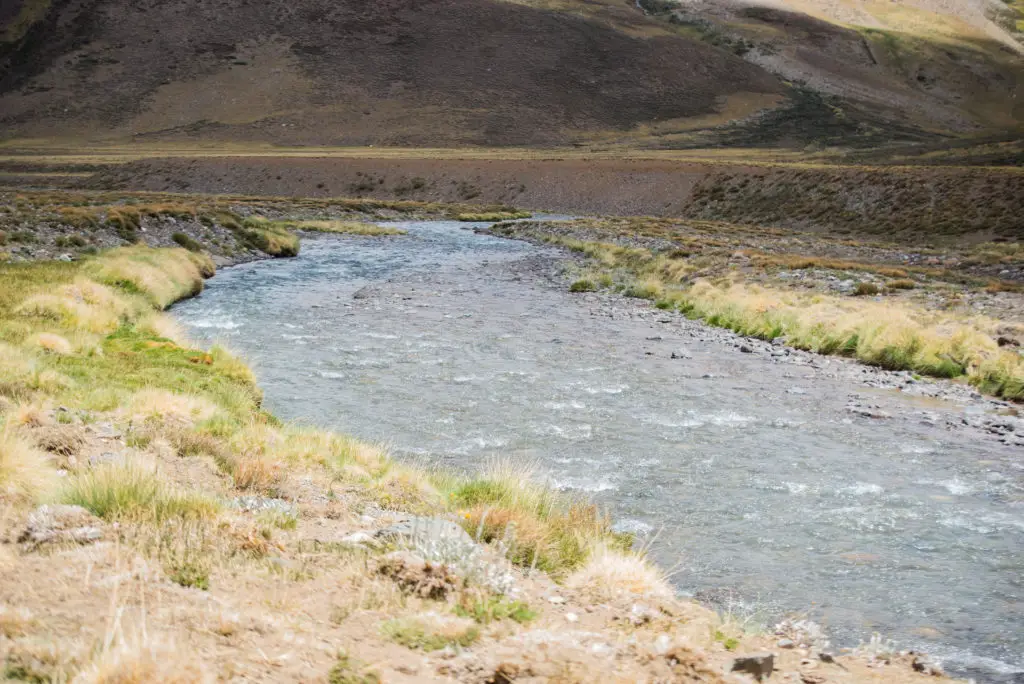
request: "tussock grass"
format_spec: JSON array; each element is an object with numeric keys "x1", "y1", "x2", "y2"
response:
[
  {"x1": 537, "y1": 232, "x2": 1024, "y2": 401},
  {"x1": 456, "y1": 211, "x2": 532, "y2": 222},
  {"x1": 675, "y1": 281, "x2": 1024, "y2": 397},
  {"x1": 127, "y1": 389, "x2": 221, "y2": 426},
  {"x1": 61, "y1": 461, "x2": 221, "y2": 522},
  {"x1": 85, "y1": 247, "x2": 212, "y2": 309},
  {"x1": 74, "y1": 637, "x2": 212, "y2": 684},
  {"x1": 238, "y1": 218, "x2": 300, "y2": 257},
  {"x1": 31, "y1": 332, "x2": 73, "y2": 355},
  {"x1": 0, "y1": 424, "x2": 58, "y2": 503},
  {"x1": 565, "y1": 544, "x2": 673, "y2": 603},
  {"x1": 287, "y1": 220, "x2": 406, "y2": 236},
  {"x1": 446, "y1": 460, "x2": 628, "y2": 574}
]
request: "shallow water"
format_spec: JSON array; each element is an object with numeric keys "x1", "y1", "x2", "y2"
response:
[{"x1": 173, "y1": 221, "x2": 1024, "y2": 681}]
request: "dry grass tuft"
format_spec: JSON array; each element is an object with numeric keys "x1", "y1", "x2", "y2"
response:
[
  {"x1": 85, "y1": 247, "x2": 212, "y2": 309},
  {"x1": 291, "y1": 220, "x2": 406, "y2": 236},
  {"x1": 0, "y1": 423, "x2": 59, "y2": 503},
  {"x1": 565, "y1": 544, "x2": 674, "y2": 603},
  {"x1": 75, "y1": 638, "x2": 213, "y2": 683},
  {"x1": 60, "y1": 461, "x2": 221, "y2": 522},
  {"x1": 127, "y1": 389, "x2": 220, "y2": 426},
  {"x1": 32, "y1": 332, "x2": 73, "y2": 355}
]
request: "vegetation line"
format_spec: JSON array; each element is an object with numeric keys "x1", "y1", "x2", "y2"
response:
[{"x1": 541, "y1": 233, "x2": 1023, "y2": 400}]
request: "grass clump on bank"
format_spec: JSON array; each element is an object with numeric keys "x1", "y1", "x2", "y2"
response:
[
  {"x1": 456, "y1": 211, "x2": 532, "y2": 222},
  {"x1": 531, "y1": 232, "x2": 1024, "y2": 400},
  {"x1": 444, "y1": 460, "x2": 630, "y2": 574},
  {"x1": 282, "y1": 219, "x2": 406, "y2": 236}
]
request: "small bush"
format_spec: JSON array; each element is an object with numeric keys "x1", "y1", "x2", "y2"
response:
[
  {"x1": 455, "y1": 595, "x2": 536, "y2": 625},
  {"x1": 171, "y1": 232, "x2": 204, "y2": 252},
  {"x1": 381, "y1": 614, "x2": 479, "y2": 651},
  {"x1": 328, "y1": 653, "x2": 380, "y2": 684},
  {"x1": 886, "y1": 279, "x2": 917, "y2": 290},
  {"x1": 0, "y1": 425, "x2": 58, "y2": 503},
  {"x1": 853, "y1": 282, "x2": 881, "y2": 296},
  {"x1": 569, "y1": 278, "x2": 597, "y2": 293}
]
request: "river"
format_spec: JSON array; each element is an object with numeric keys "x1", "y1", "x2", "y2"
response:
[{"x1": 172, "y1": 220, "x2": 1024, "y2": 681}]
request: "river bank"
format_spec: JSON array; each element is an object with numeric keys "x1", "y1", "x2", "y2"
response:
[
  {"x1": 174, "y1": 223, "x2": 1022, "y2": 682},
  {"x1": 0, "y1": 209, "x2": 973, "y2": 683}
]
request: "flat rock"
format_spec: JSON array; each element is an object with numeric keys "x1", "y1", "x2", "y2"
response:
[
  {"x1": 18, "y1": 505, "x2": 103, "y2": 548},
  {"x1": 375, "y1": 516, "x2": 476, "y2": 553}
]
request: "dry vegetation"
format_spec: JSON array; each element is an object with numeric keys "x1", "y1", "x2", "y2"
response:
[
  {"x1": 492, "y1": 218, "x2": 1024, "y2": 400},
  {"x1": 0, "y1": 236, "x2": 951, "y2": 681}
]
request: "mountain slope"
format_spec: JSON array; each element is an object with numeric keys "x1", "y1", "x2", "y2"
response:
[{"x1": 0, "y1": 0, "x2": 1020, "y2": 149}]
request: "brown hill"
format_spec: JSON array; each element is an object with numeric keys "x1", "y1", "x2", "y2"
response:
[{"x1": 0, "y1": 0, "x2": 1020, "y2": 149}]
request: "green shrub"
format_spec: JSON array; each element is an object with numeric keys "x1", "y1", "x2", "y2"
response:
[
  {"x1": 172, "y1": 232, "x2": 204, "y2": 252},
  {"x1": 569, "y1": 278, "x2": 597, "y2": 293}
]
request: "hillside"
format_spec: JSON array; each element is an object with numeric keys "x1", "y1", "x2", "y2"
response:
[{"x1": 0, "y1": 0, "x2": 1021, "y2": 150}]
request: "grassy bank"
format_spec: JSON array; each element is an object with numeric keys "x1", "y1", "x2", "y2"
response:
[
  {"x1": 495, "y1": 222, "x2": 1024, "y2": 401},
  {"x1": 0, "y1": 245, "x2": 697, "y2": 681}
]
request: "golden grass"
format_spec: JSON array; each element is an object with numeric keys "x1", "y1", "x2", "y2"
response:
[
  {"x1": 127, "y1": 389, "x2": 221, "y2": 426},
  {"x1": 32, "y1": 332, "x2": 73, "y2": 355},
  {"x1": 0, "y1": 423, "x2": 58, "y2": 503},
  {"x1": 565, "y1": 544, "x2": 673, "y2": 603},
  {"x1": 85, "y1": 247, "x2": 212, "y2": 309},
  {"x1": 74, "y1": 638, "x2": 212, "y2": 684},
  {"x1": 536, "y1": 232, "x2": 1024, "y2": 400},
  {"x1": 60, "y1": 461, "x2": 221, "y2": 522},
  {"x1": 446, "y1": 459, "x2": 627, "y2": 573},
  {"x1": 289, "y1": 220, "x2": 406, "y2": 236}
]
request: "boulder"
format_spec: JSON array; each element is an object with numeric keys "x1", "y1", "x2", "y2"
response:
[
  {"x1": 18, "y1": 505, "x2": 103, "y2": 548},
  {"x1": 375, "y1": 516, "x2": 476, "y2": 552}
]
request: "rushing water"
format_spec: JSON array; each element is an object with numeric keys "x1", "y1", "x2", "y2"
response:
[{"x1": 173, "y1": 221, "x2": 1024, "y2": 681}]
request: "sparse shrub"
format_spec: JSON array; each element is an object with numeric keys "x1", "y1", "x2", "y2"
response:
[
  {"x1": 852, "y1": 282, "x2": 881, "y2": 296},
  {"x1": 569, "y1": 278, "x2": 597, "y2": 293},
  {"x1": 171, "y1": 232, "x2": 204, "y2": 252},
  {"x1": 381, "y1": 613, "x2": 479, "y2": 651},
  {"x1": 54, "y1": 234, "x2": 88, "y2": 249},
  {"x1": 328, "y1": 653, "x2": 381, "y2": 684},
  {"x1": 455, "y1": 595, "x2": 536, "y2": 625},
  {"x1": 886, "y1": 279, "x2": 917, "y2": 290}
]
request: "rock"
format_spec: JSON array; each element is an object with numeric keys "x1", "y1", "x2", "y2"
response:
[
  {"x1": 565, "y1": 612, "x2": 579, "y2": 623},
  {"x1": 739, "y1": 345, "x2": 753, "y2": 353},
  {"x1": 340, "y1": 531, "x2": 375, "y2": 545},
  {"x1": 376, "y1": 515, "x2": 474, "y2": 545},
  {"x1": 547, "y1": 595, "x2": 566, "y2": 605},
  {"x1": 731, "y1": 653, "x2": 774, "y2": 681},
  {"x1": 777, "y1": 639, "x2": 795, "y2": 649},
  {"x1": 57, "y1": 253, "x2": 73, "y2": 262},
  {"x1": 629, "y1": 603, "x2": 658, "y2": 626},
  {"x1": 671, "y1": 350, "x2": 692, "y2": 359},
  {"x1": 376, "y1": 550, "x2": 459, "y2": 599},
  {"x1": 911, "y1": 655, "x2": 943, "y2": 676},
  {"x1": 18, "y1": 505, "x2": 103, "y2": 548},
  {"x1": 817, "y1": 652, "x2": 836, "y2": 664}
]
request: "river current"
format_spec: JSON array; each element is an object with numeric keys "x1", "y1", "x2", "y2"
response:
[{"x1": 172, "y1": 221, "x2": 1023, "y2": 681}]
